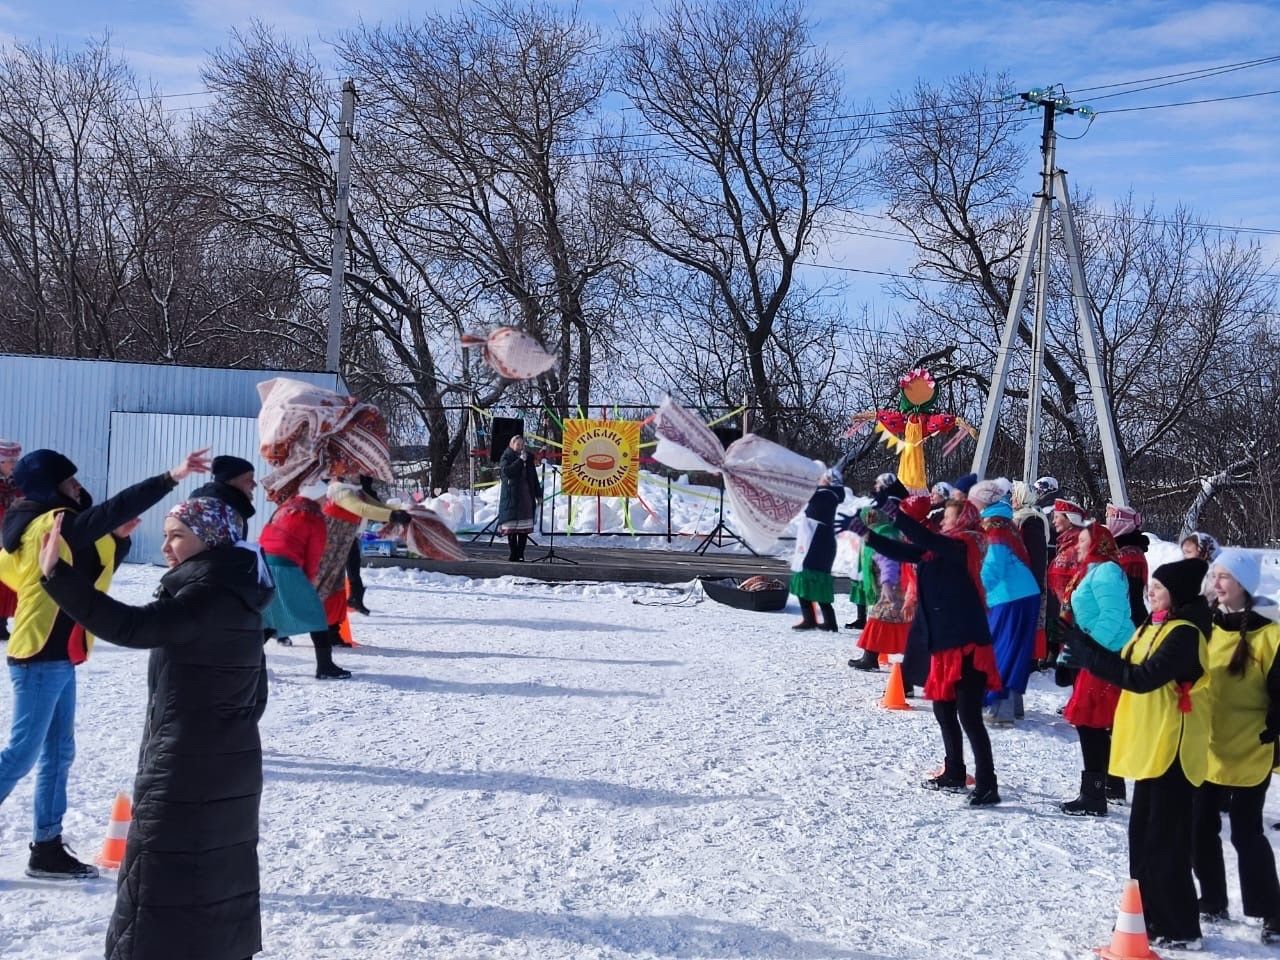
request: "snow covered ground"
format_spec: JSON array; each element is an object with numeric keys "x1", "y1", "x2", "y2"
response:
[{"x1": 3, "y1": 564, "x2": 1280, "y2": 959}]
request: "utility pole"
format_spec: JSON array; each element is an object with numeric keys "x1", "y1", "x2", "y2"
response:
[
  {"x1": 1023, "y1": 98, "x2": 1057, "y2": 483},
  {"x1": 325, "y1": 79, "x2": 357, "y2": 374},
  {"x1": 970, "y1": 86, "x2": 1128, "y2": 505}
]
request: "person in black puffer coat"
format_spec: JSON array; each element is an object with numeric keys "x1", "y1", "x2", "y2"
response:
[
  {"x1": 39, "y1": 497, "x2": 271, "y2": 960},
  {"x1": 496, "y1": 435, "x2": 542, "y2": 562}
]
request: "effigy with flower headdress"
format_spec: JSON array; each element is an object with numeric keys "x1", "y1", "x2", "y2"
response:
[{"x1": 844, "y1": 368, "x2": 978, "y2": 493}]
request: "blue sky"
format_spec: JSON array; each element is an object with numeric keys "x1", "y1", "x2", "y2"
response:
[{"x1": 2, "y1": 0, "x2": 1277, "y2": 315}]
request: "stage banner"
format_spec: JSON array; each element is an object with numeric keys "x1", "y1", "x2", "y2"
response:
[{"x1": 562, "y1": 419, "x2": 640, "y2": 497}]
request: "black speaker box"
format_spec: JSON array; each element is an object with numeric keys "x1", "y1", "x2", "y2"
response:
[
  {"x1": 712, "y1": 426, "x2": 742, "y2": 449},
  {"x1": 489, "y1": 417, "x2": 525, "y2": 462}
]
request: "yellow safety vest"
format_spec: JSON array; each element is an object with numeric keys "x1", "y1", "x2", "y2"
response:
[
  {"x1": 1110, "y1": 618, "x2": 1212, "y2": 784},
  {"x1": 1206, "y1": 618, "x2": 1280, "y2": 787},
  {"x1": 0, "y1": 508, "x2": 117, "y2": 662}
]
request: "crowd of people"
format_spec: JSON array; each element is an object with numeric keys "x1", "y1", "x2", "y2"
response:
[
  {"x1": 791, "y1": 465, "x2": 1280, "y2": 951},
  {"x1": 0, "y1": 430, "x2": 414, "y2": 960},
  {"x1": 4, "y1": 414, "x2": 1280, "y2": 957}
]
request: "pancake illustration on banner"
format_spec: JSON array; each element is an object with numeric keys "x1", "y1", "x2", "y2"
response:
[{"x1": 562, "y1": 419, "x2": 641, "y2": 497}]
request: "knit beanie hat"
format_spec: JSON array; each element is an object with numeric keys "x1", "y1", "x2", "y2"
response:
[
  {"x1": 968, "y1": 478, "x2": 1011, "y2": 510},
  {"x1": 168, "y1": 497, "x2": 242, "y2": 549},
  {"x1": 212, "y1": 455, "x2": 255, "y2": 484},
  {"x1": 900, "y1": 494, "x2": 932, "y2": 522},
  {"x1": 1212, "y1": 549, "x2": 1261, "y2": 598},
  {"x1": 952, "y1": 473, "x2": 979, "y2": 496},
  {"x1": 1033, "y1": 475, "x2": 1059, "y2": 497},
  {"x1": 0, "y1": 439, "x2": 20, "y2": 461},
  {"x1": 13, "y1": 449, "x2": 78, "y2": 503},
  {"x1": 1152, "y1": 558, "x2": 1210, "y2": 610},
  {"x1": 1105, "y1": 503, "x2": 1142, "y2": 538}
]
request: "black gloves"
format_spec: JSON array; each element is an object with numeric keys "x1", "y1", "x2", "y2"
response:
[
  {"x1": 1261, "y1": 708, "x2": 1280, "y2": 745},
  {"x1": 845, "y1": 512, "x2": 869, "y2": 538},
  {"x1": 1059, "y1": 624, "x2": 1096, "y2": 670},
  {"x1": 872, "y1": 478, "x2": 909, "y2": 507},
  {"x1": 389, "y1": 510, "x2": 413, "y2": 525}
]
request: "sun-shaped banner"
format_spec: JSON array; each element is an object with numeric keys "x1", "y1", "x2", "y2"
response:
[{"x1": 562, "y1": 419, "x2": 641, "y2": 497}]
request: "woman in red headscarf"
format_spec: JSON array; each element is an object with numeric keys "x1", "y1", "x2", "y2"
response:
[
  {"x1": 854, "y1": 494, "x2": 1002, "y2": 807},
  {"x1": 1059, "y1": 521, "x2": 1138, "y2": 816}
]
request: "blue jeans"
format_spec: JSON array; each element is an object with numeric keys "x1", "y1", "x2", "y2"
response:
[{"x1": 0, "y1": 661, "x2": 77, "y2": 841}]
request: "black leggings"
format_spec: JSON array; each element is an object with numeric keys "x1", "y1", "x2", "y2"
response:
[
  {"x1": 1131, "y1": 763, "x2": 1200, "y2": 941},
  {"x1": 932, "y1": 654, "x2": 996, "y2": 792},
  {"x1": 346, "y1": 541, "x2": 364, "y2": 600},
  {"x1": 310, "y1": 627, "x2": 337, "y2": 670},
  {"x1": 1193, "y1": 778, "x2": 1280, "y2": 920},
  {"x1": 507, "y1": 532, "x2": 530, "y2": 560},
  {"x1": 1077, "y1": 725, "x2": 1111, "y2": 773}
]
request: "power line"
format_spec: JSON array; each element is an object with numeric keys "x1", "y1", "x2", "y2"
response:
[
  {"x1": 1065, "y1": 55, "x2": 1280, "y2": 97},
  {"x1": 1101, "y1": 88, "x2": 1280, "y2": 114}
]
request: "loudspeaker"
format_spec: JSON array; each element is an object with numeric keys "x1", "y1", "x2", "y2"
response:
[
  {"x1": 712, "y1": 426, "x2": 742, "y2": 449},
  {"x1": 490, "y1": 417, "x2": 525, "y2": 462}
]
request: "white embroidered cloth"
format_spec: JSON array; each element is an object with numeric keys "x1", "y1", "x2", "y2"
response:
[
  {"x1": 257, "y1": 378, "x2": 393, "y2": 503},
  {"x1": 460, "y1": 327, "x2": 557, "y2": 381},
  {"x1": 652, "y1": 397, "x2": 823, "y2": 551}
]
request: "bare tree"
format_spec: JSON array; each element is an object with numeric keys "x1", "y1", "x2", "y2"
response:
[
  {"x1": 608, "y1": 0, "x2": 869, "y2": 440},
  {"x1": 875, "y1": 71, "x2": 1278, "y2": 537}
]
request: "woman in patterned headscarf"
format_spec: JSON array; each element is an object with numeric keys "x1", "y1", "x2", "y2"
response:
[{"x1": 1059, "y1": 521, "x2": 1135, "y2": 816}]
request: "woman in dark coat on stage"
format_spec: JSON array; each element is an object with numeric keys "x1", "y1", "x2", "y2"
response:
[
  {"x1": 497, "y1": 435, "x2": 542, "y2": 562},
  {"x1": 38, "y1": 498, "x2": 271, "y2": 960}
]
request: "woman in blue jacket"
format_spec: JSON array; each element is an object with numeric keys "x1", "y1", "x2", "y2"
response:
[
  {"x1": 1059, "y1": 521, "x2": 1135, "y2": 816},
  {"x1": 971, "y1": 481, "x2": 1041, "y2": 726}
]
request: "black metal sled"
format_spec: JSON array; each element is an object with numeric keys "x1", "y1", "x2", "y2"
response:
[{"x1": 699, "y1": 576, "x2": 789, "y2": 613}]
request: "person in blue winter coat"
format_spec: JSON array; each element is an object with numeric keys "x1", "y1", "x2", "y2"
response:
[
  {"x1": 1059, "y1": 522, "x2": 1136, "y2": 816},
  {"x1": 790, "y1": 466, "x2": 845, "y2": 632},
  {"x1": 970, "y1": 481, "x2": 1041, "y2": 726}
]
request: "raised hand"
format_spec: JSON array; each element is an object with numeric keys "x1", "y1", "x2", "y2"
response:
[
  {"x1": 38, "y1": 512, "x2": 65, "y2": 578},
  {"x1": 114, "y1": 518, "x2": 143, "y2": 538},
  {"x1": 169, "y1": 448, "x2": 212, "y2": 483}
]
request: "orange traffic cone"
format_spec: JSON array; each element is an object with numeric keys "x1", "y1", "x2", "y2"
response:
[
  {"x1": 878, "y1": 652, "x2": 889, "y2": 667},
  {"x1": 96, "y1": 792, "x2": 132, "y2": 869},
  {"x1": 880, "y1": 662, "x2": 912, "y2": 711},
  {"x1": 338, "y1": 614, "x2": 356, "y2": 648},
  {"x1": 1096, "y1": 879, "x2": 1160, "y2": 960}
]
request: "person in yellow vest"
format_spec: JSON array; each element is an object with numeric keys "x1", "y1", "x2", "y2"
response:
[
  {"x1": 0, "y1": 446, "x2": 209, "y2": 880},
  {"x1": 1193, "y1": 549, "x2": 1280, "y2": 943},
  {"x1": 1063, "y1": 557, "x2": 1212, "y2": 951}
]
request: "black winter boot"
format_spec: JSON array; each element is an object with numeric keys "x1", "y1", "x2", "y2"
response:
[
  {"x1": 844, "y1": 604, "x2": 867, "y2": 630},
  {"x1": 1060, "y1": 772, "x2": 1107, "y2": 817},
  {"x1": 1105, "y1": 775, "x2": 1127, "y2": 804},
  {"x1": 26, "y1": 838, "x2": 98, "y2": 880},
  {"x1": 848, "y1": 648, "x2": 880, "y2": 671},
  {"x1": 969, "y1": 781, "x2": 1002, "y2": 807},
  {"x1": 817, "y1": 603, "x2": 839, "y2": 632},
  {"x1": 792, "y1": 602, "x2": 818, "y2": 631},
  {"x1": 312, "y1": 629, "x2": 352, "y2": 680},
  {"x1": 923, "y1": 769, "x2": 968, "y2": 793}
]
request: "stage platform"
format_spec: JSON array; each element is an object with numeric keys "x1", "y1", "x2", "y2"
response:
[{"x1": 366, "y1": 540, "x2": 852, "y2": 588}]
